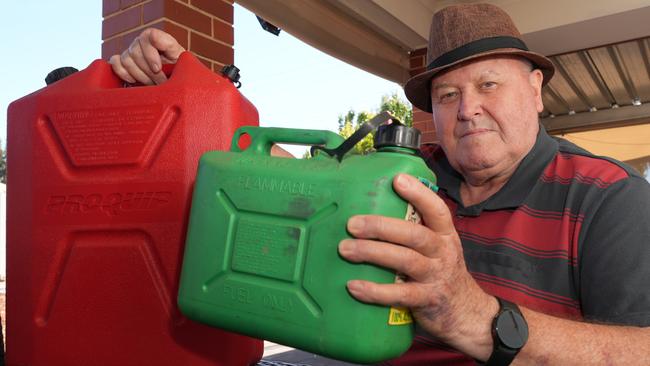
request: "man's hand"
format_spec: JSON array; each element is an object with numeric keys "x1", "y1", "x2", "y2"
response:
[
  {"x1": 109, "y1": 28, "x2": 185, "y2": 85},
  {"x1": 338, "y1": 173, "x2": 498, "y2": 360}
]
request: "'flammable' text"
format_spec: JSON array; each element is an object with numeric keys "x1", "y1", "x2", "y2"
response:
[{"x1": 239, "y1": 176, "x2": 315, "y2": 197}]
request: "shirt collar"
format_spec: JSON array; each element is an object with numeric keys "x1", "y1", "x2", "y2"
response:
[{"x1": 431, "y1": 126, "x2": 558, "y2": 216}]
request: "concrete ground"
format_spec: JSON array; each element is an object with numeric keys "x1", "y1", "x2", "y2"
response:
[{"x1": 261, "y1": 341, "x2": 363, "y2": 366}]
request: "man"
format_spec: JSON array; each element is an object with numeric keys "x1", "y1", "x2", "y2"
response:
[{"x1": 112, "y1": 4, "x2": 650, "y2": 365}]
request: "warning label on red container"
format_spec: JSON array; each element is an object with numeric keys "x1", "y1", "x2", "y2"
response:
[{"x1": 49, "y1": 105, "x2": 167, "y2": 166}]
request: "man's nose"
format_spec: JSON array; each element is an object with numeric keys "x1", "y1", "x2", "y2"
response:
[{"x1": 457, "y1": 89, "x2": 482, "y2": 121}]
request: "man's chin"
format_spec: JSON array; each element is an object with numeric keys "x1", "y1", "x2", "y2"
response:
[{"x1": 455, "y1": 155, "x2": 501, "y2": 175}]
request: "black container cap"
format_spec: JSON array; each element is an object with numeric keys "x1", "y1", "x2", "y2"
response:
[
  {"x1": 374, "y1": 123, "x2": 421, "y2": 150},
  {"x1": 45, "y1": 67, "x2": 79, "y2": 85},
  {"x1": 221, "y1": 64, "x2": 241, "y2": 88}
]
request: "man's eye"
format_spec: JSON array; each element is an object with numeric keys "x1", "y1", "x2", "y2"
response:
[
  {"x1": 439, "y1": 91, "x2": 458, "y2": 101},
  {"x1": 481, "y1": 81, "x2": 497, "y2": 89}
]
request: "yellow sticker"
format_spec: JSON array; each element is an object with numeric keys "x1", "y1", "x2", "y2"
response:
[
  {"x1": 387, "y1": 203, "x2": 419, "y2": 325},
  {"x1": 404, "y1": 203, "x2": 421, "y2": 224},
  {"x1": 388, "y1": 306, "x2": 413, "y2": 325}
]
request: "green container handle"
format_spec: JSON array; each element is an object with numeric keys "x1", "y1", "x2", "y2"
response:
[{"x1": 230, "y1": 126, "x2": 345, "y2": 156}]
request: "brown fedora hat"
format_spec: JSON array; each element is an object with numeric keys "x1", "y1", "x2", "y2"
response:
[{"x1": 404, "y1": 3, "x2": 555, "y2": 112}]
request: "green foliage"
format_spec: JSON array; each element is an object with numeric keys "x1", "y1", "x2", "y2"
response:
[
  {"x1": 336, "y1": 93, "x2": 412, "y2": 155},
  {"x1": 338, "y1": 115, "x2": 375, "y2": 155},
  {"x1": 0, "y1": 140, "x2": 5, "y2": 184}
]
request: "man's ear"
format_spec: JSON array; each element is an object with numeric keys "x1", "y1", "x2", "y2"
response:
[{"x1": 529, "y1": 69, "x2": 544, "y2": 113}]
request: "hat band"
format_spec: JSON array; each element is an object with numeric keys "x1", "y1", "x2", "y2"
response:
[{"x1": 427, "y1": 36, "x2": 529, "y2": 70}]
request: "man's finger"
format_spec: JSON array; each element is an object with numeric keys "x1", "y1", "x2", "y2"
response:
[
  {"x1": 109, "y1": 55, "x2": 136, "y2": 84},
  {"x1": 120, "y1": 51, "x2": 154, "y2": 85},
  {"x1": 339, "y1": 239, "x2": 440, "y2": 281},
  {"x1": 137, "y1": 32, "x2": 162, "y2": 73},
  {"x1": 137, "y1": 35, "x2": 169, "y2": 84},
  {"x1": 145, "y1": 28, "x2": 185, "y2": 63},
  {"x1": 128, "y1": 37, "x2": 155, "y2": 82},
  {"x1": 346, "y1": 280, "x2": 430, "y2": 308},
  {"x1": 393, "y1": 174, "x2": 455, "y2": 235},
  {"x1": 346, "y1": 215, "x2": 439, "y2": 257}
]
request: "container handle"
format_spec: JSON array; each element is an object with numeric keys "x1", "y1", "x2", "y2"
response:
[
  {"x1": 230, "y1": 127, "x2": 345, "y2": 156},
  {"x1": 311, "y1": 111, "x2": 399, "y2": 162}
]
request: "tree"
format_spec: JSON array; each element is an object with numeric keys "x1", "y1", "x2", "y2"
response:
[
  {"x1": 337, "y1": 93, "x2": 412, "y2": 155},
  {"x1": 337, "y1": 110, "x2": 374, "y2": 155},
  {"x1": 0, "y1": 140, "x2": 6, "y2": 184},
  {"x1": 379, "y1": 93, "x2": 413, "y2": 127}
]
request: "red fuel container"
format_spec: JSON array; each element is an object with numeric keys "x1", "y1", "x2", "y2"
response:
[{"x1": 6, "y1": 52, "x2": 263, "y2": 366}]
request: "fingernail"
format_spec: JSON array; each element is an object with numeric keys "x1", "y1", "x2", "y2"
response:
[
  {"x1": 347, "y1": 280, "x2": 363, "y2": 293},
  {"x1": 152, "y1": 63, "x2": 160, "y2": 73},
  {"x1": 396, "y1": 174, "x2": 411, "y2": 189},
  {"x1": 339, "y1": 239, "x2": 356, "y2": 255},
  {"x1": 348, "y1": 216, "x2": 365, "y2": 232}
]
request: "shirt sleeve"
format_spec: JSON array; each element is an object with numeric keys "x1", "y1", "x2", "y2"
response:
[{"x1": 579, "y1": 174, "x2": 650, "y2": 326}]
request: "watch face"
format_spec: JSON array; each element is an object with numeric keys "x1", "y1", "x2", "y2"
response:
[{"x1": 495, "y1": 309, "x2": 529, "y2": 349}]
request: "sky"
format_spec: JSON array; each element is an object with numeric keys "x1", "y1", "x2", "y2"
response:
[{"x1": 0, "y1": 2, "x2": 407, "y2": 157}]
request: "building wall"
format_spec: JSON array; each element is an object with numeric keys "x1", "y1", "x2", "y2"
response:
[
  {"x1": 409, "y1": 48, "x2": 436, "y2": 144},
  {"x1": 102, "y1": 0, "x2": 234, "y2": 73}
]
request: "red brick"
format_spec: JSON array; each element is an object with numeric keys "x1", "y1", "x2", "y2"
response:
[
  {"x1": 415, "y1": 122, "x2": 433, "y2": 132},
  {"x1": 191, "y1": 0, "x2": 233, "y2": 23},
  {"x1": 413, "y1": 120, "x2": 434, "y2": 131},
  {"x1": 416, "y1": 120, "x2": 435, "y2": 132},
  {"x1": 103, "y1": 0, "x2": 121, "y2": 16},
  {"x1": 409, "y1": 66, "x2": 425, "y2": 77},
  {"x1": 413, "y1": 110, "x2": 432, "y2": 122},
  {"x1": 115, "y1": 21, "x2": 189, "y2": 60},
  {"x1": 212, "y1": 19, "x2": 233, "y2": 45},
  {"x1": 196, "y1": 55, "x2": 213, "y2": 69},
  {"x1": 144, "y1": 0, "x2": 212, "y2": 35},
  {"x1": 121, "y1": 28, "x2": 142, "y2": 51},
  {"x1": 101, "y1": 37, "x2": 124, "y2": 59},
  {"x1": 190, "y1": 31, "x2": 233, "y2": 65},
  {"x1": 212, "y1": 62, "x2": 226, "y2": 73},
  {"x1": 422, "y1": 131, "x2": 438, "y2": 144},
  {"x1": 409, "y1": 55, "x2": 424, "y2": 69},
  {"x1": 102, "y1": 5, "x2": 143, "y2": 38},
  {"x1": 410, "y1": 48, "x2": 427, "y2": 57},
  {"x1": 121, "y1": 0, "x2": 144, "y2": 9}
]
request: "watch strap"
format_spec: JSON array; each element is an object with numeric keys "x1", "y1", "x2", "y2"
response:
[
  {"x1": 485, "y1": 342, "x2": 519, "y2": 365},
  {"x1": 485, "y1": 297, "x2": 527, "y2": 366}
]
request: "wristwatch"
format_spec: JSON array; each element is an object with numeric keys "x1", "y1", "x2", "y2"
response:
[{"x1": 485, "y1": 297, "x2": 528, "y2": 366}]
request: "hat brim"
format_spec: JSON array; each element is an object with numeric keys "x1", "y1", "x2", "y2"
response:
[{"x1": 404, "y1": 48, "x2": 555, "y2": 112}]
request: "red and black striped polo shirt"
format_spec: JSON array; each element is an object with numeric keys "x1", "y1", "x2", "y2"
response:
[{"x1": 385, "y1": 127, "x2": 650, "y2": 365}]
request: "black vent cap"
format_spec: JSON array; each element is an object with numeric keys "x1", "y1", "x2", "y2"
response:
[
  {"x1": 45, "y1": 67, "x2": 79, "y2": 85},
  {"x1": 373, "y1": 124, "x2": 421, "y2": 150}
]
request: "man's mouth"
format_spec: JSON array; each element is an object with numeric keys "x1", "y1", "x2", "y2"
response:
[{"x1": 460, "y1": 129, "x2": 491, "y2": 138}]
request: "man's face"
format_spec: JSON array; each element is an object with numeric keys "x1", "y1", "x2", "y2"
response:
[{"x1": 430, "y1": 56, "x2": 544, "y2": 180}]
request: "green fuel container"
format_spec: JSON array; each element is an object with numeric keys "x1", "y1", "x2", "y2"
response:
[{"x1": 178, "y1": 113, "x2": 436, "y2": 364}]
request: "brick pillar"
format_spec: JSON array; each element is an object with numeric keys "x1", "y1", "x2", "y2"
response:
[
  {"x1": 102, "y1": 0, "x2": 234, "y2": 73},
  {"x1": 409, "y1": 48, "x2": 437, "y2": 144}
]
